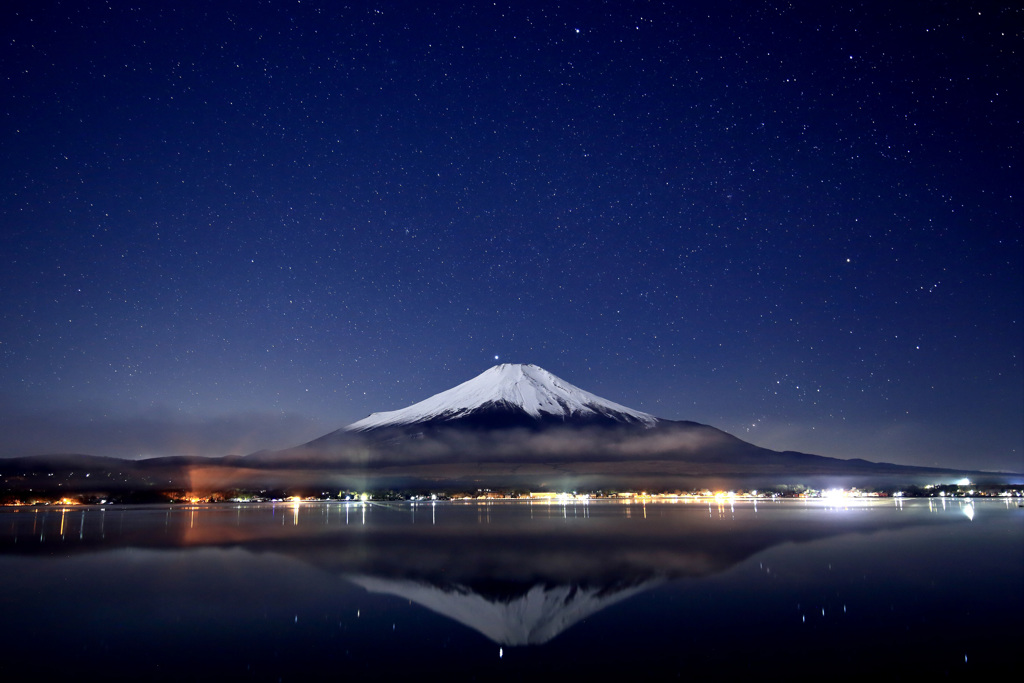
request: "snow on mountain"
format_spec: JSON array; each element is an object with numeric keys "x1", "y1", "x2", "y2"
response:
[
  {"x1": 348, "y1": 574, "x2": 657, "y2": 646},
  {"x1": 346, "y1": 363, "x2": 658, "y2": 432}
]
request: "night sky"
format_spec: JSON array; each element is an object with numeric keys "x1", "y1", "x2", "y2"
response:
[{"x1": 1, "y1": 1, "x2": 1020, "y2": 471}]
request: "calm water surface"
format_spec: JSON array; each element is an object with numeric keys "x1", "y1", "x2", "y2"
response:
[{"x1": 0, "y1": 498, "x2": 1020, "y2": 680}]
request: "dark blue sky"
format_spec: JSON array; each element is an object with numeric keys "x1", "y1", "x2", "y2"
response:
[{"x1": 1, "y1": 1, "x2": 1020, "y2": 471}]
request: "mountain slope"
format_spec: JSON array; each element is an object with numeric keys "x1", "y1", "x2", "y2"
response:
[{"x1": 276, "y1": 364, "x2": 1008, "y2": 484}]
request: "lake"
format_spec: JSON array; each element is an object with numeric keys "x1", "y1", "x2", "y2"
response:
[{"x1": 0, "y1": 497, "x2": 1020, "y2": 680}]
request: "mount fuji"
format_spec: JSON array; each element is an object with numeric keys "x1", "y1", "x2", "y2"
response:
[
  {"x1": 270, "y1": 363, "x2": 988, "y2": 486},
  {"x1": 3, "y1": 363, "x2": 1011, "y2": 496}
]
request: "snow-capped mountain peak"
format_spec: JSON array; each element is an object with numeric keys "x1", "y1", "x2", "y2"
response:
[{"x1": 346, "y1": 363, "x2": 657, "y2": 432}]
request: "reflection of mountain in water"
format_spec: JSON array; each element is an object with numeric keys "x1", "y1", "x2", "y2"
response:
[
  {"x1": 349, "y1": 575, "x2": 658, "y2": 646},
  {"x1": 0, "y1": 501, "x2": 963, "y2": 646}
]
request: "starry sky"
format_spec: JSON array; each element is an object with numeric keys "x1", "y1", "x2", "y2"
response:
[{"x1": 1, "y1": 1, "x2": 1020, "y2": 471}]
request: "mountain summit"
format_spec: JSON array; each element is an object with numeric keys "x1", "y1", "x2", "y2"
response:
[{"x1": 346, "y1": 363, "x2": 658, "y2": 432}]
